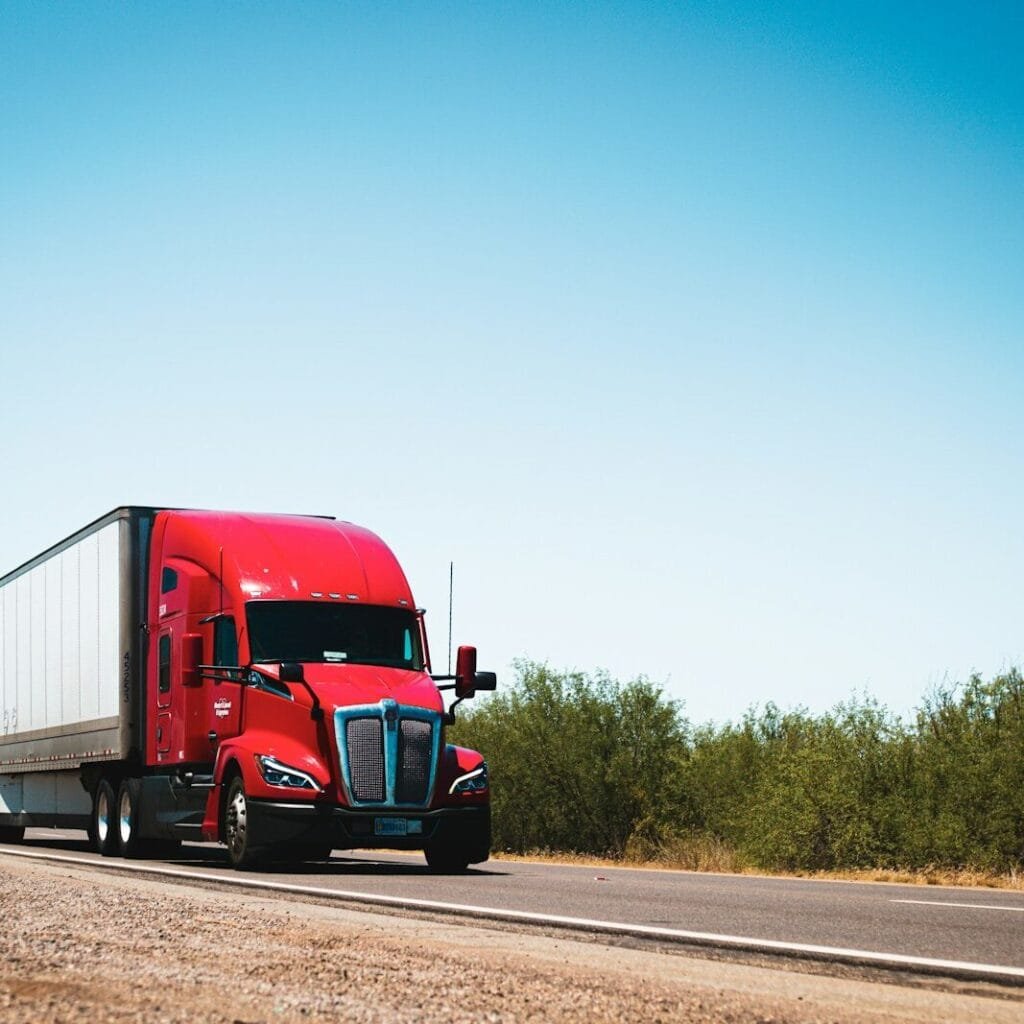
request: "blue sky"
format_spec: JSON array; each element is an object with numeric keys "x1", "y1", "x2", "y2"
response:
[{"x1": 2, "y1": 3, "x2": 1021, "y2": 724}]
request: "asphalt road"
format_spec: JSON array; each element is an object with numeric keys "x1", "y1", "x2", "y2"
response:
[{"x1": 8, "y1": 830, "x2": 1024, "y2": 977}]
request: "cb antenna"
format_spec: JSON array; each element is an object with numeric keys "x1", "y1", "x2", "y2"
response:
[{"x1": 447, "y1": 561, "x2": 454, "y2": 675}]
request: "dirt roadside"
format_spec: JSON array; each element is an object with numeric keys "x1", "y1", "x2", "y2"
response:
[{"x1": 0, "y1": 854, "x2": 1021, "y2": 1024}]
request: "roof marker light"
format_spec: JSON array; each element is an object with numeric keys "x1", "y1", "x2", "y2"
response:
[
  {"x1": 398, "y1": 599, "x2": 409, "y2": 606},
  {"x1": 346, "y1": 593, "x2": 360, "y2": 601},
  {"x1": 328, "y1": 592, "x2": 341, "y2": 599},
  {"x1": 311, "y1": 592, "x2": 323, "y2": 598}
]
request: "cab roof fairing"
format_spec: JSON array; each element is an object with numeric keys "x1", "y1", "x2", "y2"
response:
[{"x1": 156, "y1": 510, "x2": 417, "y2": 616}]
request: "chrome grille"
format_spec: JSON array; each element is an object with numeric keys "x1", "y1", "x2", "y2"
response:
[
  {"x1": 346, "y1": 718, "x2": 385, "y2": 802},
  {"x1": 397, "y1": 719, "x2": 433, "y2": 804},
  {"x1": 336, "y1": 700, "x2": 441, "y2": 808}
]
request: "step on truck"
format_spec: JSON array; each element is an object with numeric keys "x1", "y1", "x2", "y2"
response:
[{"x1": 0, "y1": 507, "x2": 495, "y2": 870}]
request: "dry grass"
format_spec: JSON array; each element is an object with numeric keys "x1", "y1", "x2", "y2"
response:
[
  {"x1": 489, "y1": 847, "x2": 1024, "y2": 890},
  {"x1": 799, "y1": 865, "x2": 1024, "y2": 890}
]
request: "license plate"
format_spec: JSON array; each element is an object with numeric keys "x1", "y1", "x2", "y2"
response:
[{"x1": 374, "y1": 817, "x2": 408, "y2": 836}]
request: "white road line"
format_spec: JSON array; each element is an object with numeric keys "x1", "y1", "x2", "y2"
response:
[
  {"x1": 891, "y1": 899, "x2": 1024, "y2": 913},
  {"x1": 3, "y1": 846, "x2": 1024, "y2": 982}
]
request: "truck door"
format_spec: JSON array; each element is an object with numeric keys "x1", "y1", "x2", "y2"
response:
[
  {"x1": 151, "y1": 560, "x2": 203, "y2": 764},
  {"x1": 154, "y1": 565, "x2": 191, "y2": 760}
]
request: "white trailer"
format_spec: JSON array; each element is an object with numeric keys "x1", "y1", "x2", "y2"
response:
[{"x1": 0, "y1": 508, "x2": 152, "y2": 837}]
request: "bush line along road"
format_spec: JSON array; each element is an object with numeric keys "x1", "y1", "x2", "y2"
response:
[{"x1": 451, "y1": 662, "x2": 1024, "y2": 878}]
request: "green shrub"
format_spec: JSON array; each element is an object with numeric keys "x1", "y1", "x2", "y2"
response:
[{"x1": 448, "y1": 660, "x2": 687, "y2": 856}]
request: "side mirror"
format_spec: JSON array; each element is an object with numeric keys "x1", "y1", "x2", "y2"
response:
[
  {"x1": 181, "y1": 633, "x2": 203, "y2": 687},
  {"x1": 454, "y1": 645, "x2": 477, "y2": 700},
  {"x1": 473, "y1": 671, "x2": 497, "y2": 692},
  {"x1": 278, "y1": 661, "x2": 323, "y2": 721},
  {"x1": 280, "y1": 662, "x2": 305, "y2": 683}
]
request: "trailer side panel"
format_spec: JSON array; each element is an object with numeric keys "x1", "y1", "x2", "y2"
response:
[{"x1": 0, "y1": 513, "x2": 143, "y2": 774}]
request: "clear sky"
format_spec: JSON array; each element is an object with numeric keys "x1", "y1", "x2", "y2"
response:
[{"x1": 2, "y1": 3, "x2": 1021, "y2": 725}]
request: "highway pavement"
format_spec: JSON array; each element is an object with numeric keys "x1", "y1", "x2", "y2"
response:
[{"x1": 8, "y1": 830, "x2": 1024, "y2": 980}]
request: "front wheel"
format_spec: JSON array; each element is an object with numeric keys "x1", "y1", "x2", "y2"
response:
[
  {"x1": 292, "y1": 843, "x2": 334, "y2": 863},
  {"x1": 424, "y1": 844, "x2": 471, "y2": 874},
  {"x1": 223, "y1": 775, "x2": 263, "y2": 870}
]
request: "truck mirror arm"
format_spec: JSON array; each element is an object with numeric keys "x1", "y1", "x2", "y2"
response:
[
  {"x1": 432, "y1": 671, "x2": 498, "y2": 695},
  {"x1": 197, "y1": 665, "x2": 247, "y2": 684},
  {"x1": 439, "y1": 671, "x2": 498, "y2": 724},
  {"x1": 276, "y1": 662, "x2": 324, "y2": 722},
  {"x1": 304, "y1": 690, "x2": 326, "y2": 722},
  {"x1": 443, "y1": 695, "x2": 467, "y2": 726},
  {"x1": 199, "y1": 663, "x2": 324, "y2": 722}
]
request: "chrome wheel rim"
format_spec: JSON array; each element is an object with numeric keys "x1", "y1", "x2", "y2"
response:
[
  {"x1": 96, "y1": 789, "x2": 110, "y2": 844},
  {"x1": 119, "y1": 789, "x2": 132, "y2": 846},
  {"x1": 226, "y1": 785, "x2": 247, "y2": 856}
]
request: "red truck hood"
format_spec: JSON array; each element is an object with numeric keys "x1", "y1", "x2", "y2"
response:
[{"x1": 253, "y1": 662, "x2": 444, "y2": 715}]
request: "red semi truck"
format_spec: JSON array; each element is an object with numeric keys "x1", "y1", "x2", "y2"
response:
[{"x1": 0, "y1": 507, "x2": 494, "y2": 870}]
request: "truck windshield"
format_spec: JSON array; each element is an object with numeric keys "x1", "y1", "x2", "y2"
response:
[{"x1": 246, "y1": 601, "x2": 424, "y2": 670}]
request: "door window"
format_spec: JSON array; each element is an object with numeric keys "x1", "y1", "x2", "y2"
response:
[
  {"x1": 214, "y1": 617, "x2": 238, "y2": 668},
  {"x1": 158, "y1": 634, "x2": 171, "y2": 693},
  {"x1": 161, "y1": 567, "x2": 179, "y2": 593}
]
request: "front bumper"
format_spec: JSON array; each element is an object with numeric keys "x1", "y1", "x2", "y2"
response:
[{"x1": 246, "y1": 799, "x2": 491, "y2": 860}]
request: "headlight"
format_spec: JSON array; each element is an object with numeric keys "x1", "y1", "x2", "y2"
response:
[
  {"x1": 449, "y1": 762, "x2": 488, "y2": 795},
  {"x1": 255, "y1": 755, "x2": 321, "y2": 791}
]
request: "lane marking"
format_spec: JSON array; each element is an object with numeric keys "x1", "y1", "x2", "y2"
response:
[
  {"x1": 891, "y1": 899, "x2": 1024, "y2": 913},
  {"x1": 2, "y1": 846, "x2": 1024, "y2": 983}
]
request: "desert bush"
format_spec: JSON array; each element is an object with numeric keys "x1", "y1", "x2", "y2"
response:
[
  {"x1": 449, "y1": 662, "x2": 1024, "y2": 874},
  {"x1": 448, "y1": 660, "x2": 687, "y2": 856}
]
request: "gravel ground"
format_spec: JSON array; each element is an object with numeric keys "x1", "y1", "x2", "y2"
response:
[{"x1": 1, "y1": 854, "x2": 1021, "y2": 1024}]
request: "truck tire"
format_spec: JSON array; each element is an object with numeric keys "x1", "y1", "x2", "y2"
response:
[
  {"x1": 117, "y1": 777, "x2": 146, "y2": 858},
  {"x1": 424, "y1": 810, "x2": 490, "y2": 873},
  {"x1": 0, "y1": 825, "x2": 25, "y2": 843},
  {"x1": 223, "y1": 774, "x2": 263, "y2": 870},
  {"x1": 92, "y1": 779, "x2": 120, "y2": 857},
  {"x1": 300, "y1": 843, "x2": 334, "y2": 863},
  {"x1": 146, "y1": 839, "x2": 182, "y2": 858},
  {"x1": 424, "y1": 843, "x2": 471, "y2": 873},
  {"x1": 274, "y1": 842, "x2": 333, "y2": 865}
]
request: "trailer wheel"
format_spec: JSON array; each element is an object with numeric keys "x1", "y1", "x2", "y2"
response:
[
  {"x1": 224, "y1": 775, "x2": 263, "y2": 870},
  {"x1": 117, "y1": 778, "x2": 146, "y2": 858},
  {"x1": 92, "y1": 779, "x2": 120, "y2": 857}
]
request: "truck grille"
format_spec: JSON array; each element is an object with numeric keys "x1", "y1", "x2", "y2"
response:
[
  {"x1": 335, "y1": 700, "x2": 441, "y2": 809},
  {"x1": 346, "y1": 718, "x2": 385, "y2": 802},
  {"x1": 396, "y1": 719, "x2": 432, "y2": 804}
]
